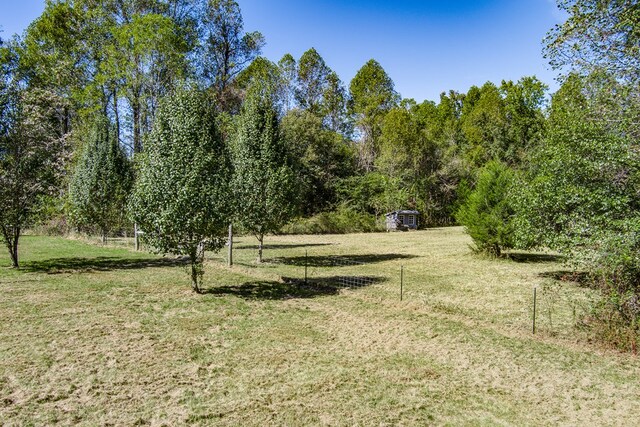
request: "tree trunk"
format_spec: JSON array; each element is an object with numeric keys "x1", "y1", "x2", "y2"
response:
[
  {"x1": 133, "y1": 100, "x2": 141, "y2": 154},
  {"x1": 113, "y1": 87, "x2": 120, "y2": 146},
  {"x1": 228, "y1": 224, "x2": 233, "y2": 267},
  {"x1": 10, "y1": 234, "x2": 19, "y2": 268},
  {"x1": 101, "y1": 230, "x2": 107, "y2": 245},
  {"x1": 257, "y1": 234, "x2": 264, "y2": 263},
  {"x1": 190, "y1": 258, "x2": 201, "y2": 293},
  {"x1": 190, "y1": 243, "x2": 205, "y2": 294},
  {"x1": 3, "y1": 226, "x2": 20, "y2": 268}
]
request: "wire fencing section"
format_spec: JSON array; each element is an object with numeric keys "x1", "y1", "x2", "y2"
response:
[
  {"x1": 269, "y1": 250, "x2": 393, "y2": 290},
  {"x1": 232, "y1": 242, "x2": 595, "y2": 335}
]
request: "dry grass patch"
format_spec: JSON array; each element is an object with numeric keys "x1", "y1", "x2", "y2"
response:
[{"x1": 1, "y1": 229, "x2": 639, "y2": 425}]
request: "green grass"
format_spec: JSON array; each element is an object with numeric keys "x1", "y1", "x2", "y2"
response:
[{"x1": 1, "y1": 228, "x2": 639, "y2": 425}]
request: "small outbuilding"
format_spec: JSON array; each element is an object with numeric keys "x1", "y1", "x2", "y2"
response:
[{"x1": 385, "y1": 210, "x2": 420, "y2": 231}]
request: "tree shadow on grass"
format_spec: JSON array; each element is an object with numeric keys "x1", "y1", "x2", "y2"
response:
[
  {"x1": 507, "y1": 252, "x2": 565, "y2": 263},
  {"x1": 271, "y1": 253, "x2": 417, "y2": 267},
  {"x1": 204, "y1": 275, "x2": 385, "y2": 300},
  {"x1": 203, "y1": 279, "x2": 339, "y2": 300},
  {"x1": 539, "y1": 270, "x2": 594, "y2": 288},
  {"x1": 234, "y1": 242, "x2": 333, "y2": 250},
  {"x1": 22, "y1": 256, "x2": 189, "y2": 274}
]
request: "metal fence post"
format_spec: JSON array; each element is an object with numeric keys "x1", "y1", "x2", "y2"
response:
[
  {"x1": 228, "y1": 224, "x2": 233, "y2": 267},
  {"x1": 305, "y1": 249, "x2": 308, "y2": 285},
  {"x1": 533, "y1": 287, "x2": 537, "y2": 334},
  {"x1": 400, "y1": 265, "x2": 404, "y2": 301}
]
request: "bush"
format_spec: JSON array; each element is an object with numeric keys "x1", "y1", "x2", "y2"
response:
[
  {"x1": 282, "y1": 204, "x2": 384, "y2": 234},
  {"x1": 455, "y1": 161, "x2": 516, "y2": 256}
]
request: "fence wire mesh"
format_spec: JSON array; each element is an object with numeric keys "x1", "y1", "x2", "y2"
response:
[{"x1": 270, "y1": 251, "x2": 392, "y2": 290}]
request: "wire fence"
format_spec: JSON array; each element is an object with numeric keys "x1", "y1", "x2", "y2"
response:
[
  {"x1": 123, "y1": 232, "x2": 599, "y2": 339},
  {"x1": 265, "y1": 249, "x2": 406, "y2": 294},
  {"x1": 255, "y1": 244, "x2": 598, "y2": 339}
]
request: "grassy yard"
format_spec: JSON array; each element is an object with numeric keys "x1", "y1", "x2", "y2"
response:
[{"x1": 1, "y1": 228, "x2": 639, "y2": 426}]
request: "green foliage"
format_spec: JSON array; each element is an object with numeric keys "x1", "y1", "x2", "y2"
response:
[
  {"x1": 231, "y1": 90, "x2": 300, "y2": 261},
  {"x1": 235, "y1": 56, "x2": 283, "y2": 108},
  {"x1": 281, "y1": 110, "x2": 355, "y2": 215},
  {"x1": 282, "y1": 204, "x2": 383, "y2": 235},
  {"x1": 130, "y1": 87, "x2": 231, "y2": 292},
  {"x1": 544, "y1": 0, "x2": 640, "y2": 83},
  {"x1": 500, "y1": 76, "x2": 548, "y2": 163},
  {"x1": 0, "y1": 85, "x2": 70, "y2": 267},
  {"x1": 336, "y1": 172, "x2": 387, "y2": 215},
  {"x1": 460, "y1": 82, "x2": 507, "y2": 166},
  {"x1": 21, "y1": 0, "x2": 197, "y2": 154},
  {"x1": 202, "y1": 0, "x2": 265, "y2": 110},
  {"x1": 349, "y1": 59, "x2": 399, "y2": 121},
  {"x1": 516, "y1": 74, "x2": 639, "y2": 249},
  {"x1": 456, "y1": 161, "x2": 516, "y2": 257},
  {"x1": 349, "y1": 59, "x2": 399, "y2": 170},
  {"x1": 296, "y1": 48, "x2": 331, "y2": 115},
  {"x1": 514, "y1": 72, "x2": 640, "y2": 348},
  {"x1": 69, "y1": 115, "x2": 133, "y2": 240}
]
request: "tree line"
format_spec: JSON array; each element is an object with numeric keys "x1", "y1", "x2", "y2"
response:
[
  {"x1": 2, "y1": 0, "x2": 640, "y2": 345},
  {"x1": 0, "y1": 0, "x2": 547, "y2": 261}
]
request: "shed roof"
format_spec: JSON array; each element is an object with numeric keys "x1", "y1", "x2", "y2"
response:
[{"x1": 386, "y1": 210, "x2": 420, "y2": 216}]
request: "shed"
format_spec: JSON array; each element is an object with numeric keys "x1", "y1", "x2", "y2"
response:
[{"x1": 385, "y1": 210, "x2": 420, "y2": 231}]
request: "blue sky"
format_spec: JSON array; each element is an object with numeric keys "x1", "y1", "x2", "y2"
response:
[{"x1": 1, "y1": 0, "x2": 564, "y2": 103}]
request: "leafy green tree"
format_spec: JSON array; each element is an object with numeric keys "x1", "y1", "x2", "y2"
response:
[
  {"x1": 544, "y1": 0, "x2": 640, "y2": 83},
  {"x1": 516, "y1": 73, "x2": 640, "y2": 257},
  {"x1": 349, "y1": 59, "x2": 399, "y2": 170},
  {"x1": 456, "y1": 161, "x2": 516, "y2": 257},
  {"x1": 232, "y1": 90, "x2": 299, "y2": 262},
  {"x1": 281, "y1": 109, "x2": 355, "y2": 215},
  {"x1": 513, "y1": 72, "x2": 640, "y2": 343},
  {"x1": 201, "y1": 0, "x2": 265, "y2": 110},
  {"x1": 0, "y1": 84, "x2": 70, "y2": 268},
  {"x1": 235, "y1": 56, "x2": 284, "y2": 110},
  {"x1": 460, "y1": 82, "x2": 507, "y2": 167},
  {"x1": 106, "y1": 11, "x2": 189, "y2": 153},
  {"x1": 376, "y1": 106, "x2": 423, "y2": 212},
  {"x1": 130, "y1": 87, "x2": 231, "y2": 293},
  {"x1": 278, "y1": 53, "x2": 297, "y2": 112},
  {"x1": 296, "y1": 48, "x2": 331, "y2": 115},
  {"x1": 69, "y1": 115, "x2": 133, "y2": 242},
  {"x1": 322, "y1": 71, "x2": 348, "y2": 134},
  {"x1": 21, "y1": 0, "x2": 195, "y2": 154},
  {"x1": 499, "y1": 77, "x2": 548, "y2": 164}
]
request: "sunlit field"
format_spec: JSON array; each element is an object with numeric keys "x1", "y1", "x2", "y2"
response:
[{"x1": 2, "y1": 228, "x2": 639, "y2": 425}]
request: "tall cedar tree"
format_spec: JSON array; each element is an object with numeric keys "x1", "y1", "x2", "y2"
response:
[
  {"x1": 232, "y1": 91, "x2": 299, "y2": 262},
  {"x1": 130, "y1": 88, "x2": 232, "y2": 293},
  {"x1": 69, "y1": 115, "x2": 133, "y2": 242},
  {"x1": 456, "y1": 160, "x2": 516, "y2": 257}
]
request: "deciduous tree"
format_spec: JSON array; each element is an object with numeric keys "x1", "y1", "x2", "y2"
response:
[
  {"x1": 544, "y1": 0, "x2": 640, "y2": 83},
  {"x1": 200, "y1": 0, "x2": 265, "y2": 110},
  {"x1": 232, "y1": 89, "x2": 299, "y2": 262},
  {"x1": 348, "y1": 59, "x2": 399, "y2": 170},
  {"x1": 69, "y1": 115, "x2": 133, "y2": 242},
  {"x1": 130, "y1": 87, "x2": 231, "y2": 293},
  {"x1": 0, "y1": 84, "x2": 70, "y2": 268}
]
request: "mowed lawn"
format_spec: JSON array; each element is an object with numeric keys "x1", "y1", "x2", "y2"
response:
[{"x1": 1, "y1": 228, "x2": 640, "y2": 426}]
